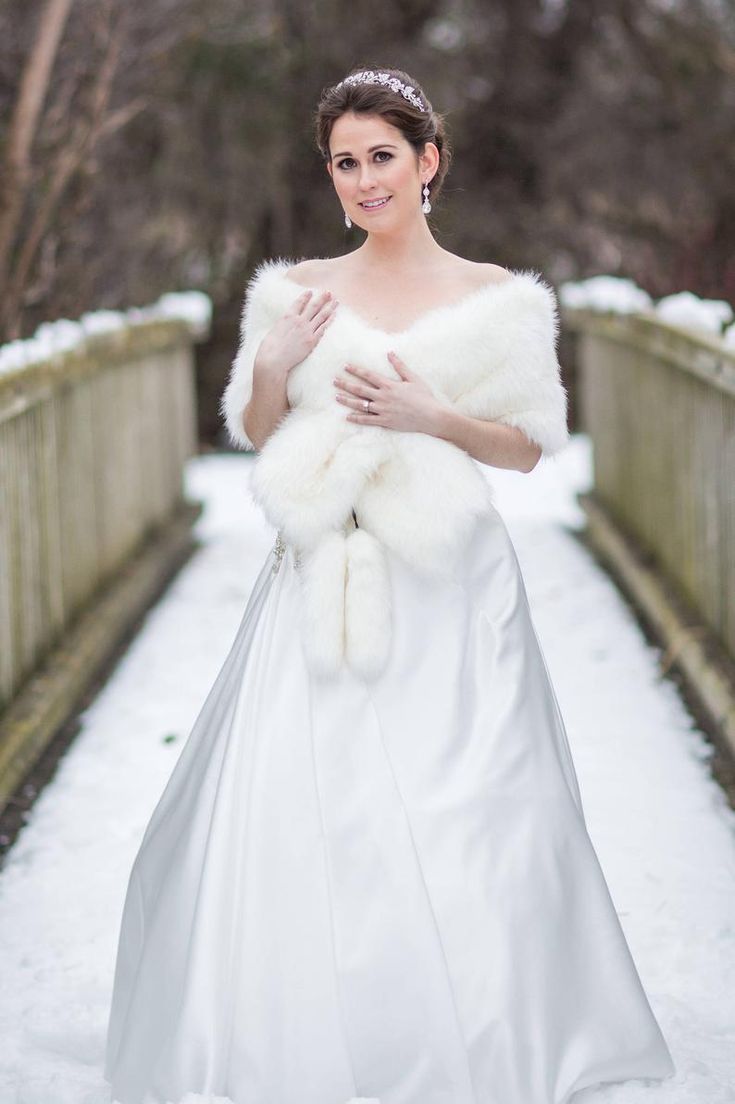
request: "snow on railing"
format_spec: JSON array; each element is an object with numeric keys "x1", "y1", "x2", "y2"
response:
[
  {"x1": 0, "y1": 290, "x2": 212, "y2": 376},
  {"x1": 562, "y1": 271, "x2": 735, "y2": 677},
  {"x1": 559, "y1": 275, "x2": 735, "y2": 348}
]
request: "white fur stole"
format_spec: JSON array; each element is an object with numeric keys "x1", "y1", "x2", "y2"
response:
[{"x1": 221, "y1": 257, "x2": 569, "y2": 679}]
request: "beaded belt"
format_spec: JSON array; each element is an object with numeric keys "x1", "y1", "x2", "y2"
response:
[
  {"x1": 272, "y1": 532, "x2": 287, "y2": 573},
  {"x1": 272, "y1": 531, "x2": 303, "y2": 573}
]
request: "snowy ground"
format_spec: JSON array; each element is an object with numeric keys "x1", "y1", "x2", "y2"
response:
[{"x1": 0, "y1": 435, "x2": 734, "y2": 1104}]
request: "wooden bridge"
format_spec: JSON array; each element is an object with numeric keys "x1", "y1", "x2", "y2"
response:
[{"x1": 1, "y1": 288, "x2": 734, "y2": 819}]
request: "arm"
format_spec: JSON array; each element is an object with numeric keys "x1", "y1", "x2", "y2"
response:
[
  {"x1": 221, "y1": 278, "x2": 336, "y2": 451},
  {"x1": 242, "y1": 352, "x2": 290, "y2": 452},
  {"x1": 431, "y1": 407, "x2": 542, "y2": 473}
]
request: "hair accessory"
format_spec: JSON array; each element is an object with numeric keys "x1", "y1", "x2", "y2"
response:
[{"x1": 335, "y1": 70, "x2": 428, "y2": 112}]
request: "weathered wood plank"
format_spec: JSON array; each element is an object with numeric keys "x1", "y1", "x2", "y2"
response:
[{"x1": 565, "y1": 305, "x2": 735, "y2": 669}]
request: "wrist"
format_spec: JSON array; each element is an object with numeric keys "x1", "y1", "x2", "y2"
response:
[
  {"x1": 253, "y1": 351, "x2": 289, "y2": 386},
  {"x1": 431, "y1": 403, "x2": 463, "y2": 442}
]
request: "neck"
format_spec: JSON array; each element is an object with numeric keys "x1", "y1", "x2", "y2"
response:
[{"x1": 352, "y1": 214, "x2": 445, "y2": 273}]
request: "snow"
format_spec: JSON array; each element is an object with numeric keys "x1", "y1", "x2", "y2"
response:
[
  {"x1": 0, "y1": 438, "x2": 734, "y2": 1103},
  {"x1": 147, "y1": 291, "x2": 212, "y2": 339},
  {"x1": 78, "y1": 309, "x2": 131, "y2": 336},
  {"x1": 0, "y1": 291, "x2": 212, "y2": 377},
  {"x1": 558, "y1": 276, "x2": 654, "y2": 314},
  {"x1": 653, "y1": 291, "x2": 733, "y2": 336},
  {"x1": 559, "y1": 276, "x2": 735, "y2": 342}
]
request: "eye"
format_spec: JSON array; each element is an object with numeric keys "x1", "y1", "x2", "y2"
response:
[{"x1": 336, "y1": 150, "x2": 393, "y2": 170}]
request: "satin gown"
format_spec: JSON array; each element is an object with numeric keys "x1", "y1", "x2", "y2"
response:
[{"x1": 103, "y1": 503, "x2": 675, "y2": 1104}]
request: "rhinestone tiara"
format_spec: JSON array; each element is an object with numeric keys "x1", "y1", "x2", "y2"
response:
[{"x1": 334, "y1": 69, "x2": 428, "y2": 112}]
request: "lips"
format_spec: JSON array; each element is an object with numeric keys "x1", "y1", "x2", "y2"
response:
[{"x1": 359, "y1": 196, "x2": 392, "y2": 209}]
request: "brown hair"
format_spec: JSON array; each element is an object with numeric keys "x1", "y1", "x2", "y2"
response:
[{"x1": 313, "y1": 66, "x2": 452, "y2": 208}]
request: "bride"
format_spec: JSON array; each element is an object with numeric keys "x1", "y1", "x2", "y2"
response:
[{"x1": 104, "y1": 66, "x2": 676, "y2": 1104}]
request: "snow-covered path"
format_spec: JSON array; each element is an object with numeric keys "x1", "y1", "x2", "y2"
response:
[{"x1": 0, "y1": 437, "x2": 733, "y2": 1104}]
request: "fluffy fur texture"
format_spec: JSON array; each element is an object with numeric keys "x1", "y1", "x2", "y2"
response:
[
  {"x1": 344, "y1": 528, "x2": 392, "y2": 679},
  {"x1": 220, "y1": 257, "x2": 570, "y2": 679},
  {"x1": 298, "y1": 529, "x2": 348, "y2": 677}
]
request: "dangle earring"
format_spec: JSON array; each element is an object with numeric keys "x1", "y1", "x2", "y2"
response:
[
  {"x1": 422, "y1": 180, "x2": 432, "y2": 214},
  {"x1": 344, "y1": 210, "x2": 352, "y2": 228}
]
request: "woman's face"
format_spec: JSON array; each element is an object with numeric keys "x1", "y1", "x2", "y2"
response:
[{"x1": 326, "y1": 111, "x2": 437, "y2": 232}]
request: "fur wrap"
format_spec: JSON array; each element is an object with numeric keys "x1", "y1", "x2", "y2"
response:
[{"x1": 220, "y1": 257, "x2": 569, "y2": 680}]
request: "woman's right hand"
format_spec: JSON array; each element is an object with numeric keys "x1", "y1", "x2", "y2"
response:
[{"x1": 255, "y1": 289, "x2": 338, "y2": 378}]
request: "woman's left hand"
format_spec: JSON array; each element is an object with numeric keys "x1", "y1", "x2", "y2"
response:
[{"x1": 333, "y1": 351, "x2": 446, "y2": 435}]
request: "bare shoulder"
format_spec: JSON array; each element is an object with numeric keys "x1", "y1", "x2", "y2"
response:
[
  {"x1": 436, "y1": 253, "x2": 513, "y2": 294},
  {"x1": 283, "y1": 257, "x2": 342, "y2": 289},
  {"x1": 464, "y1": 260, "x2": 513, "y2": 287}
]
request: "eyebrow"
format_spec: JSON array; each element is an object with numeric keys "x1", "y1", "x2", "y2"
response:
[{"x1": 331, "y1": 143, "x2": 398, "y2": 160}]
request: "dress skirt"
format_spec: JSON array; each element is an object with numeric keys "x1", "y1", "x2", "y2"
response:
[{"x1": 103, "y1": 502, "x2": 675, "y2": 1104}]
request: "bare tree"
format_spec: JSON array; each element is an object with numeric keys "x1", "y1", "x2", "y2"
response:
[
  {"x1": 0, "y1": 0, "x2": 148, "y2": 337},
  {"x1": 0, "y1": 0, "x2": 73, "y2": 288}
]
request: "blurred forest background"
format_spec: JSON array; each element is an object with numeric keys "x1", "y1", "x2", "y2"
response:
[{"x1": 1, "y1": 0, "x2": 734, "y2": 443}]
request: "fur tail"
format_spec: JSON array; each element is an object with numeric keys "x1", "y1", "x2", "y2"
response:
[
  {"x1": 298, "y1": 531, "x2": 348, "y2": 677},
  {"x1": 297, "y1": 527, "x2": 392, "y2": 681},
  {"x1": 344, "y1": 528, "x2": 392, "y2": 680}
]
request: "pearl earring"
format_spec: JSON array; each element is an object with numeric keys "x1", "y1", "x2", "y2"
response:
[
  {"x1": 422, "y1": 181, "x2": 432, "y2": 214},
  {"x1": 344, "y1": 211, "x2": 352, "y2": 228}
]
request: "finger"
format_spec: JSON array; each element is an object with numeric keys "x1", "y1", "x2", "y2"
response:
[
  {"x1": 346, "y1": 411, "x2": 387, "y2": 425},
  {"x1": 289, "y1": 289, "x2": 312, "y2": 315},
  {"x1": 343, "y1": 394, "x2": 381, "y2": 410},
  {"x1": 387, "y1": 350, "x2": 413, "y2": 379},
  {"x1": 334, "y1": 390, "x2": 371, "y2": 408},
  {"x1": 312, "y1": 296, "x2": 338, "y2": 328},
  {"x1": 305, "y1": 289, "x2": 333, "y2": 322},
  {"x1": 293, "y1": 287, "x2": 328, "y2": 320},
  {"x1": 331, "y1": 377, "x2": 377, "y2": 399},
  {"x1": 345, "y1": 364, "x2": 386, "y2": 388},
  {"x1": 314, "y1": 310, "x2": 335, "y2": 334}
]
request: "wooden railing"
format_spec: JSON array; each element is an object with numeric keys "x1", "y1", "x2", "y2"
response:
[
  {"x1": 0, "y1": 313, "x2": 206, "y2": 809},
  {"x1": 563, "y1": 304, "x2": 735, "y2": 751}
]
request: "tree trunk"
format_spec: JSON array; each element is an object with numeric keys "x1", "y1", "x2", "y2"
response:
[{"x1": 0, "y1": 0, "x2": 73, "y2": 289}]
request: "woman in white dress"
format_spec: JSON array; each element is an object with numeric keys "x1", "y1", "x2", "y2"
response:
[{"x1": 104, "y1": 66, "x2": 676, "y2": 1104}]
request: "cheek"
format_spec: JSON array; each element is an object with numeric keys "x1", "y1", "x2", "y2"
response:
[
  {"x1": 329, "y1": 169, "x2": 352, "y2": 199},
  {"x1": 331, "y1": 174, "x2": 347, "y2": 198},
  {"x1": 389, "y1": 163, "x2": 418, "y2": 196}
]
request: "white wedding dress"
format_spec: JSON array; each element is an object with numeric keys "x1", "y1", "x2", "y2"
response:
[{"x1": 104, "y1": 502, "x2": 675, "y2": 1104}]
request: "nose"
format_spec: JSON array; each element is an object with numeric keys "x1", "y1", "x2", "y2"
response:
[{"x1": 357, "y1": 165, "x2": 378, "y2": 191}]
